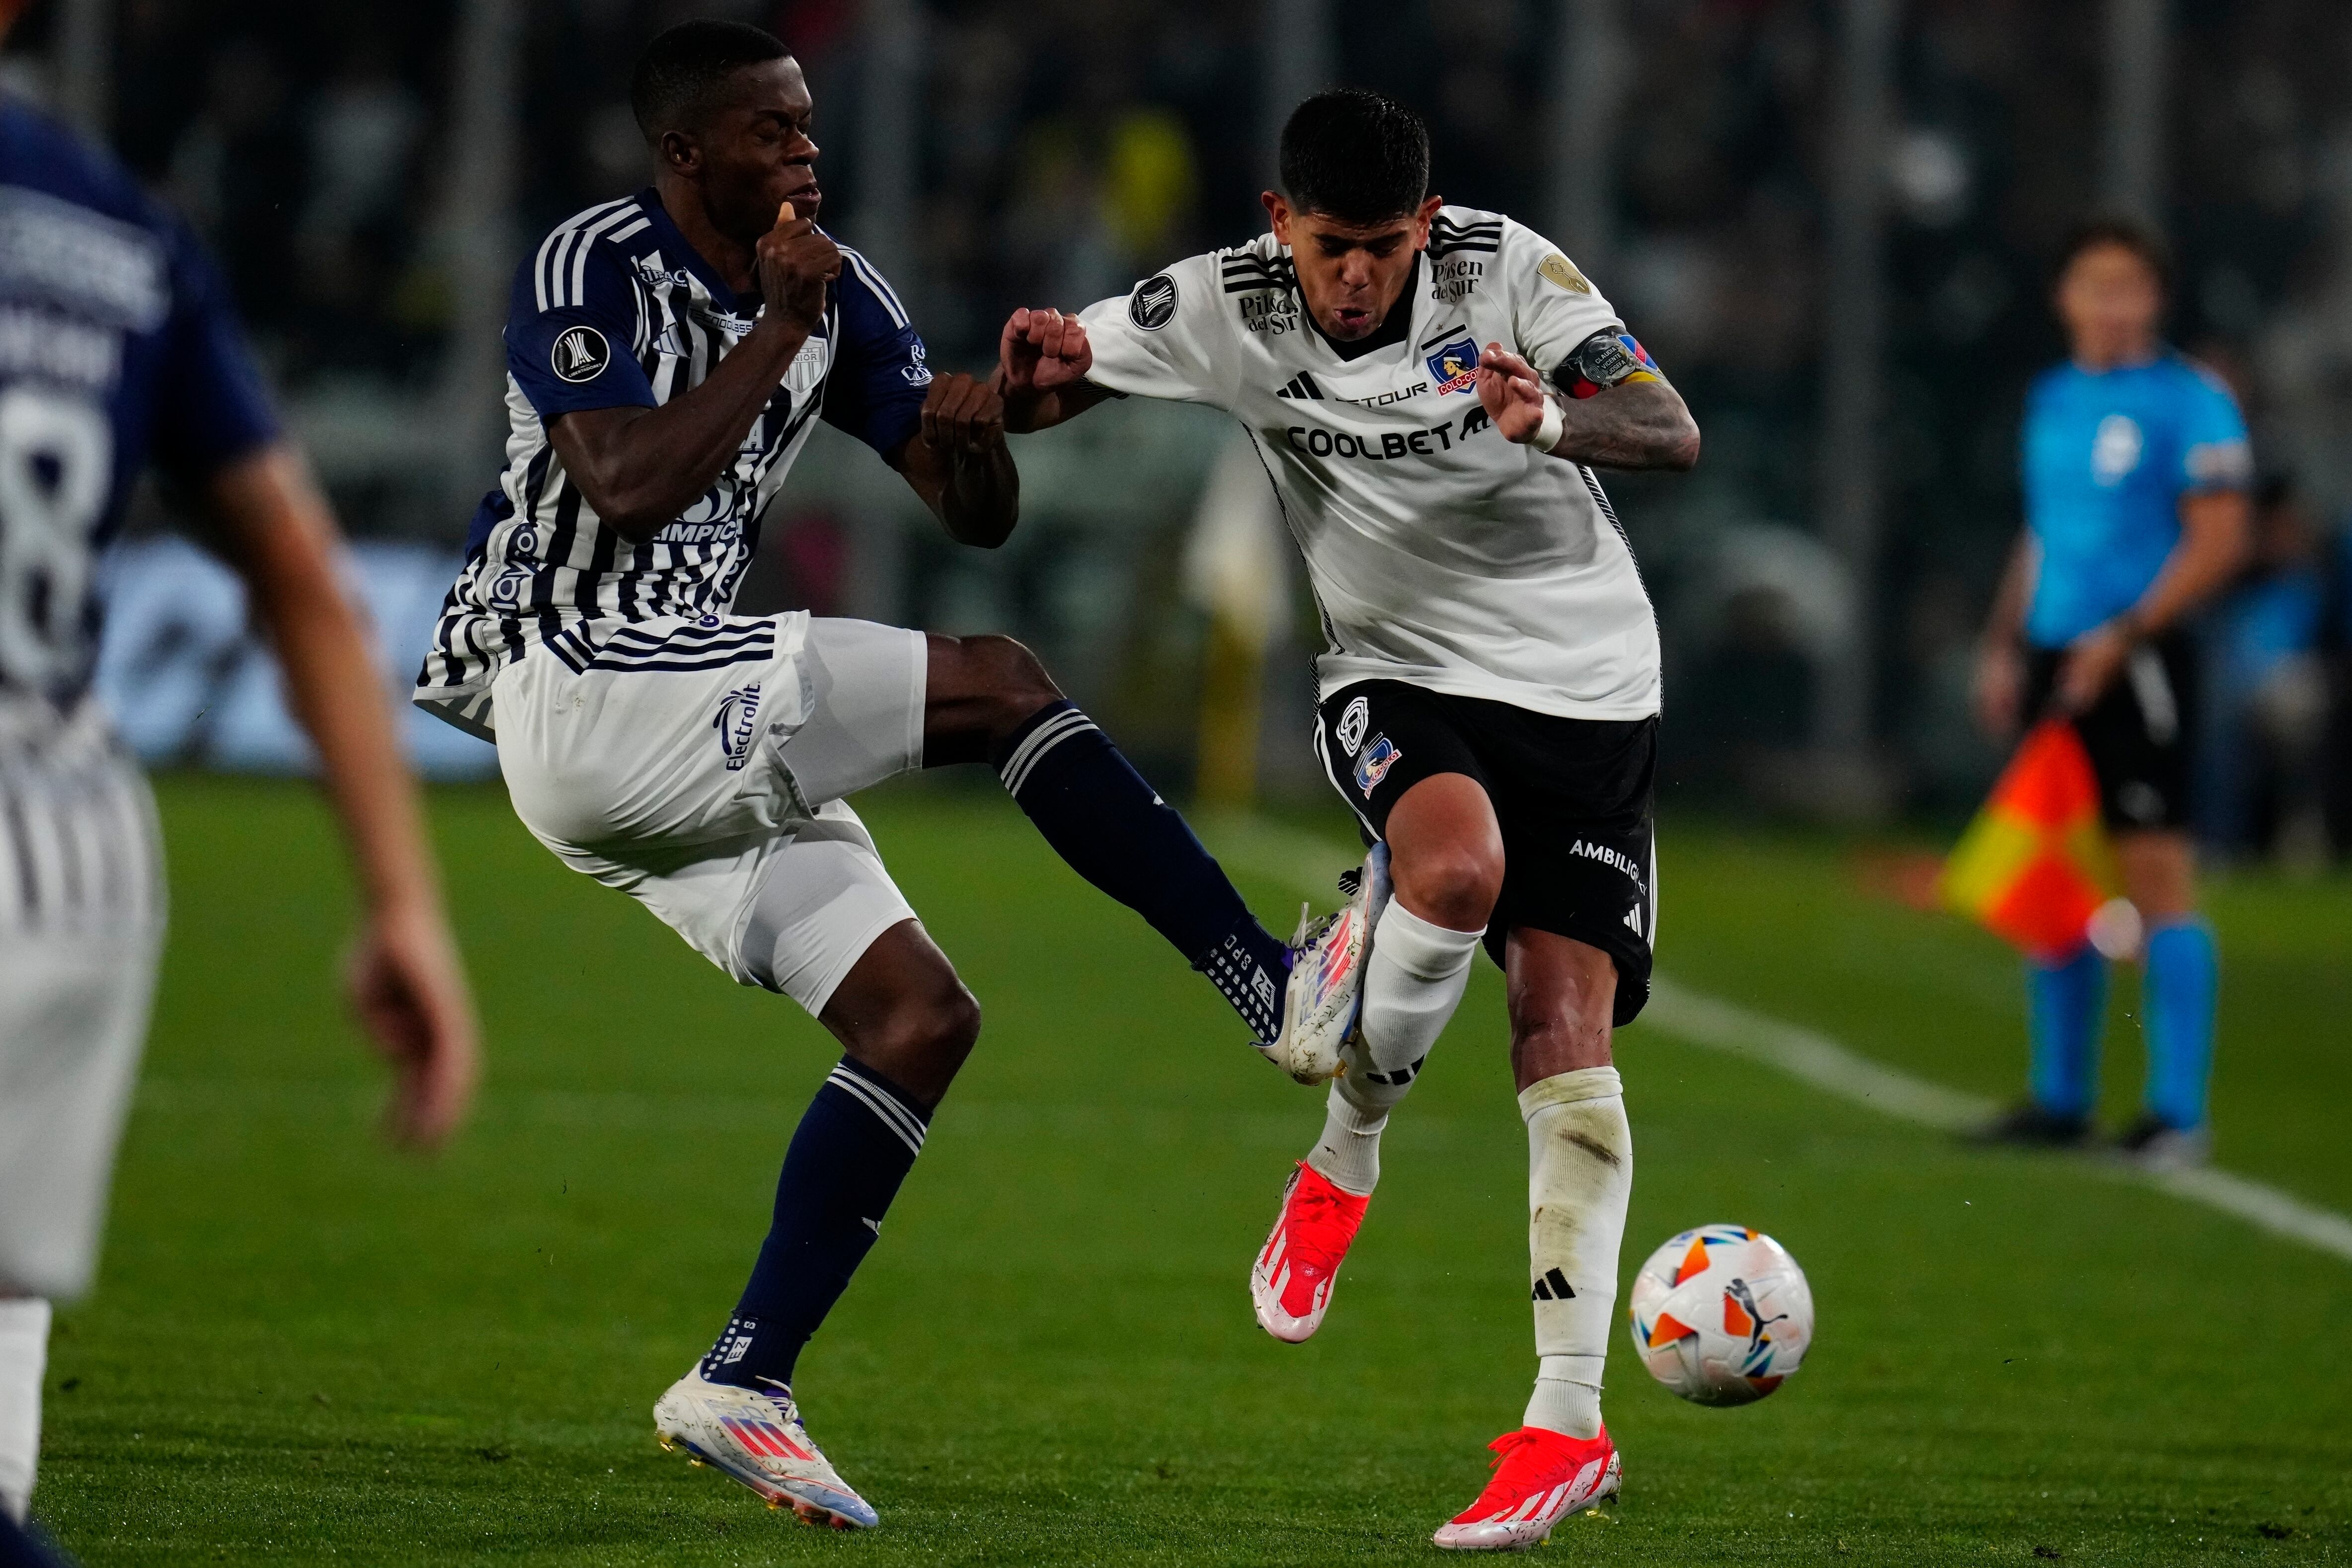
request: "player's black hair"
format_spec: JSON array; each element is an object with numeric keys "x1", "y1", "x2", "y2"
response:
[
  {"x1": 2056, "y1": 215, "x2": 2174, "y2": 294},
  {"x1": 1279, "y1": 89, "x2": 1430, "y2": 225},
  {"x1": 630, "y1": 19, "x2": 792, "y2": 143}
]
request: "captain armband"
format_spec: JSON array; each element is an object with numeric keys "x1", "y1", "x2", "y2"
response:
[{"x1": 1556, "y1": 330, "x2": 1664, "y2": 400}]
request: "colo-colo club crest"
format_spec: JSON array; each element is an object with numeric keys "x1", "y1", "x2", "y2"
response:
[{"x1": 1426, "y1": 337, "x2": 1480, "y2": 394}]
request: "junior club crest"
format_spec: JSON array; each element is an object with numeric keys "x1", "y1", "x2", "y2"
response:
[
  {"x1": 551, "y1": 324, "x2": 611, "y2": 384},
  {"x1": 1353, "y1": 733, "x2": 1404, "y2": 796},
  {"x1": 1425, "y1": 337, "x2": 1480, "y2": 394}
]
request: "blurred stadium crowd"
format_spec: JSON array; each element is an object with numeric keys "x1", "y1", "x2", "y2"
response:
[{"x1": 3, "y1": 0, "x2": 2351, "y2": 856}]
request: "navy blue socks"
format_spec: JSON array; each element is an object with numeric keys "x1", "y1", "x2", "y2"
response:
[
  {"x1": 995, "y1": 701, "x2": 1290, "y2": 1042},
  {"x1": 702, "y1": 1058, "x2": 930, "y2": 1392}
]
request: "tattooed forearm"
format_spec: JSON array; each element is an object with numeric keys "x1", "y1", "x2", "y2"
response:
[{"x1": 1544, "y1": 379, "x2": 1701, "y2": 471}]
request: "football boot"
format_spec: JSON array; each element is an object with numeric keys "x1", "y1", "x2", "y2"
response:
[{"x1": 653, "y1": 1364, "x2": 878, "y2": 1529}]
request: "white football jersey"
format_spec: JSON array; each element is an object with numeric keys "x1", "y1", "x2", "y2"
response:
[{"x1": 1078, "y1": 206, "x2": 1660, "y2": 721}]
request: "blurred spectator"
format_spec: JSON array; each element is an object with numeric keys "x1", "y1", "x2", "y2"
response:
[{"x1": 2196, "y1": 477, "x2": 2330, "y2": 861}]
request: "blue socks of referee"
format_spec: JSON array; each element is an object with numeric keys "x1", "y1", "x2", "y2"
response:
[
  {"x1": 995, "y1": 700, "x2": 1289, "y2": 1042},
  {"x1": 2028, "y1": 942, "x2": 2106, "y2": 1122},
  {"x1": 2027, "y1": 922, "x2": 2218, "y2": 1131},
  {"x1": 702, "y1": 1058, "x2": 930, "y2": 1392},
  {"x1": 2141, "y1": 919, "x2": 2218, "y2": 1131}
]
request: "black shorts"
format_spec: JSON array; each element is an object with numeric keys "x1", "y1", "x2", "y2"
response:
[
  {"x1": 2023, "y1": 632, "x2": 2196, "y2": 831},
  {"x1": 1313, "y1": 680, "x2": 1657, "y2": 1026}
]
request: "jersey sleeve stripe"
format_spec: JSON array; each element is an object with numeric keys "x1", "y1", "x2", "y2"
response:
[
  {"x1": 607, "y1": 215, "x2": 651, "y2": 244},
  {"x1": 564, "y1": 203, "x2": 644, "y2": 308},
  {"x1": 841, "y1": 248, "x2": 910, "y2": 329}
]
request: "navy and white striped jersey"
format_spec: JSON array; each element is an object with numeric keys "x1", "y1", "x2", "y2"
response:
[{"x1": 414, "y1": 188, "x2": 932, "y2": 734}]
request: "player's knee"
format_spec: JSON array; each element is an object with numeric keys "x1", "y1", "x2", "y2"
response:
[
  {"x1": 962, "y1": 634, "x2": 1063, "y2": 739},
  {"x1": 853, "y1": 978, "x2": 981, "y2": 1107},
  {"x1": 1397, "y1": 845, "x2": 1502, "y2": 932}
]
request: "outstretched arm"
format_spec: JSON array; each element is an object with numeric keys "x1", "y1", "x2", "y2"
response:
[
  {"x1": 997, "y1": 308, "x2": 1113, "y2": 433},
  {"x1": 892, "y1": 373, "x2": 1020, "y2": 548},
  {"x1": 204, "y1": 445, "x2": 480, "y2": 1148},
  {"x1": 1477, "y1": 342, "x2": 1700, "y2": 471}
]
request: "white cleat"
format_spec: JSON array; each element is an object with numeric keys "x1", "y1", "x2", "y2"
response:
[
  {"x1": 653, "y1": 1365, "x2": 879, "y2": 1529},
  {"x1": 1261, "y1": 844, "x2": 1389, "y2": 1085}
]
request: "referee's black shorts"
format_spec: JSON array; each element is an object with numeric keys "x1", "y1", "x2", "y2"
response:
[
  {"x1": 2024, "y1": 631, "x2": 2196, "y2": 832},
  {"x1": 1312, "y1": 679, "x2": 1657, "y2": 1026}
]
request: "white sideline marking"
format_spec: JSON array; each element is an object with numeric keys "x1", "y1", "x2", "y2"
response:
[{"x1": 1209, "y1": 818, "x2": 2352, "y2": 1268}]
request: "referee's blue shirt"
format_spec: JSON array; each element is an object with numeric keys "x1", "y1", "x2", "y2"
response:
[{"x1": 2020, "y1": 352, "x2": 2251, "y2": 649}]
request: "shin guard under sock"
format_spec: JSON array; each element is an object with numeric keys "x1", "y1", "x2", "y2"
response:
[
  {"x1": 703, "y1": 1059, "x2": 930, "y2": 1392},
  {"x1": 995, "y1": 701, "x2": 1288, "y2": 1040},
  {"x1": 1520, "y1": 1066, "x2": 1632, "y2": 1440}
]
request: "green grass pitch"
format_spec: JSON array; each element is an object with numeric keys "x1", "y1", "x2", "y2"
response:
[{"x1": 33, "y1": 776, "x2": 2352, "y2": 1564}]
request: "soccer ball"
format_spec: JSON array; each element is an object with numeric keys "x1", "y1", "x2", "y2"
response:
[{"x1": 1626, "y1": 1224, "x2": 1813, "y2": 1406}]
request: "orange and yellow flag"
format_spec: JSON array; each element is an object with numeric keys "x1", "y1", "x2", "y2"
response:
[{"x1": 1939, "y1": 718, "x2": 2117, "y2": 961}]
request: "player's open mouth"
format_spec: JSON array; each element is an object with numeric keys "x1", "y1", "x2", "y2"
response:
[{"x1": 784, "y1": 180, "x2": 823, "y2": 215}]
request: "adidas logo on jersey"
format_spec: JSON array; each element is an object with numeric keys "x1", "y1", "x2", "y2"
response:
[{"x1": 1275, "y1": 372, "x2": 1325, "y2": 400}]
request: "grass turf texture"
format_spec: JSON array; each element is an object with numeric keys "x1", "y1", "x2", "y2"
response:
[{"x1": 36, "y1": 777, "x2": 2352, "y2": 1565}]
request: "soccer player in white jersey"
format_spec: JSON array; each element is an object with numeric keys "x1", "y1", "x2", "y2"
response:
[
  {"x1": 414, "y1": 23, "x2": 1368, "y2": 1531},
  {"x1": 998, "y1": 89, "x2": 1701, "y2": 1549},
  {"x1": 0, "y1": 1, "x2": 479, "y2": 1553}
]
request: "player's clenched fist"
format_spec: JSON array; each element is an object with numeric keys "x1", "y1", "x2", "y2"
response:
[
  {"x1": 921, "y1": 371, "x2": 1006, "y2": 455},
  {"x1": 1477, "y1": 342, "x2": 1551, "y2": 445},
  {"x1": 756, "y1": 199, "x2": 842, "y2": 330},
  {"x1": 998, "y1": 307, "x2": 1093, "y2": 395}
]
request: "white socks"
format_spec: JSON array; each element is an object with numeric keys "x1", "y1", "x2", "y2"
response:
[
  {"x1": 1304, "y1": 901, "x2": 1484, "y2": 1197},
  {"x1": 1520, "y1": 1066, "x2": 1632, "y2": 1440},
  {"x1": 0, "y1": 1298, "x2": 49, "y2": 1523}
]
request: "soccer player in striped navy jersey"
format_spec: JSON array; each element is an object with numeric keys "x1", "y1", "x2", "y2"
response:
[
  {"x1": 0, "y1": 0, "x2": 480, "y2": 1551},
  {"x1": 413, "y1": 22, "x2": 1372, "y2": 1529}
]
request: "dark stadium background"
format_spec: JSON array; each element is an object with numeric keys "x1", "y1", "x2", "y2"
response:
[{"x1": 4, "y1": 0, "x2": 2348, "y2": 843}]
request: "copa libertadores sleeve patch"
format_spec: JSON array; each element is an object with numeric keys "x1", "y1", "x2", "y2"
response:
[
  {"x1": 551, "y1": 323, "x2": 612, "y2": 383},
  {"x1": 1129, "y1": 273, "x2": 1178, "y2": 331}
]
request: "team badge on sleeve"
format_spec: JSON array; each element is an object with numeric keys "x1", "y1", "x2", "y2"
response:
[
  {"x1": 1129, "y1": 273, "x2": 1178, "y2": 331},
  {"x1": 1426, "y1": 338, "x2": 1480, "y2": 394},
  {"x1": 551, "y1": 324, "x2": 612, "y2": 383}
]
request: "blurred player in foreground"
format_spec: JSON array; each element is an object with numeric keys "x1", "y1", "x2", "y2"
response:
[
  {"x1": 414, "y1": 21, "x2": 1365, "y2": 1531},
  {"x1": 1000, "y1": 90, "x2": 1700, "y2": 1551},
  {"x1": 0, "y1": 1, "x2": 480, "y2": 1555},
  {"x1": 1971, "y1": 220, "x2": 2251, "y2": 1169}
]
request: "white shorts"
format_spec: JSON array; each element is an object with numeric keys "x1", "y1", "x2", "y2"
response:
[
  {"x1": 0, "y1": 706, "x2": 165, "y2": 1301},
  {"x1": 494, "y1": 614, "x2": 928, "y2": 1013}
]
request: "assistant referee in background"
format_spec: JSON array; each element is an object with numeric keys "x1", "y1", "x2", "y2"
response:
[{"x1": 1971, "y1": 219, "x2": 2252, "y2": 1169}]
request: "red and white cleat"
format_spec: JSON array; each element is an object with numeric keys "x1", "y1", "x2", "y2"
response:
[
  {"x1": 1249, "y1": 1161, "x2": 1370, "y2": 1342},
  {"x1": 1431, "y1": 1425, "x2": 1621, "y2": 1552}
]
